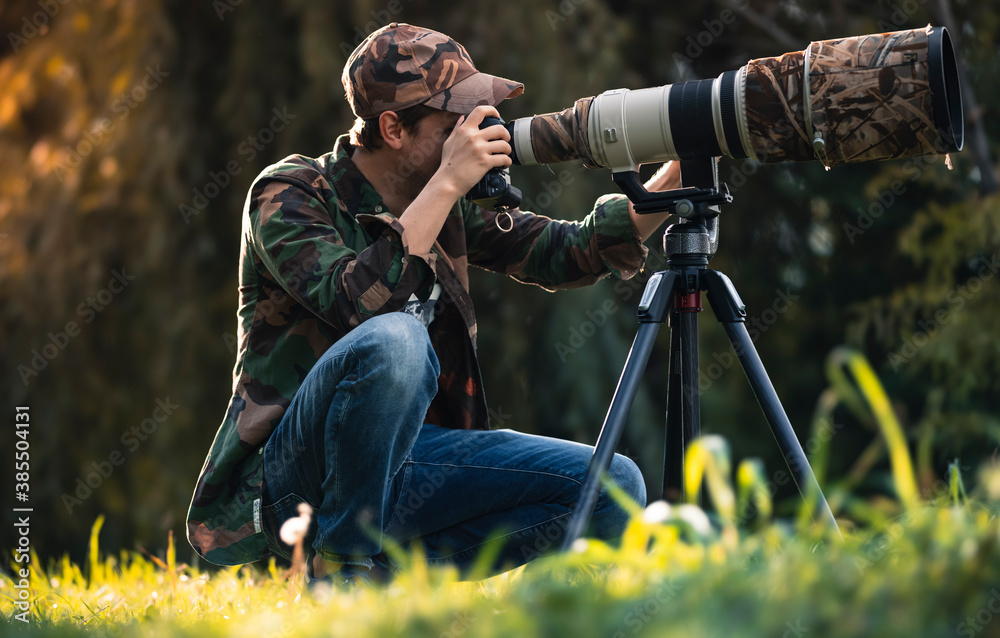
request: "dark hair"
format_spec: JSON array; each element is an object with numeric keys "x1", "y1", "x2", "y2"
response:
[{"x1": 349, "y1": 103, "x2": 439, "y2": 150}]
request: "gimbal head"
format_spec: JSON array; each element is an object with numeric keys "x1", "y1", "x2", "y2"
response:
[{"x1": 612, "y1": 157, "x2": 730, "y2": 261}]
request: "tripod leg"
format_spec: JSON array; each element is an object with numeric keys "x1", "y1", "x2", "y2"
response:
[
  {"x1": 559, "y1": 321, "x2": 663, "y2": 551},
  {"x1": 663, "y1": 307, "x2": 702, "y2": 503},
  {"x1": 678, "y1": 311, "x2": 701, "y2": 476},
  {"x1": 663, "y1": 312, "x2": 684, "y2": 501},
  {"x1": 703, "y1": 270, "x2": 841, "y2": 537},
  {"x1": 560, "y1": 270, "x2": 678, "y2": 552}
]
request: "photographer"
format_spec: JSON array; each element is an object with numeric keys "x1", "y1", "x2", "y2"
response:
[{"x1": 187, "y1": 22, "x2": 680, "y2": 589}]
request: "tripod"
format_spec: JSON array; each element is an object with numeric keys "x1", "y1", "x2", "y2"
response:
[{"x1": 559, "y1": 158, "x2": 840, "y2": 551}]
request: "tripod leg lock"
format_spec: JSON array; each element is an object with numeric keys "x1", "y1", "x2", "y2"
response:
[
  {"x1": 702, "y1": 270, "x2": 746, "y2": 323},
  {"x1": 637, "y1": 271, "x2": 679, "y2": 323}
]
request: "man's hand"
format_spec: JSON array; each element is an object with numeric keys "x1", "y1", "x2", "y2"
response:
[
  {"x1": 397, "y1": 106, "x2": 513, "y2": 255},
  {"x1": 436, "y1": 105, "x2": 513, "y2": 197}
]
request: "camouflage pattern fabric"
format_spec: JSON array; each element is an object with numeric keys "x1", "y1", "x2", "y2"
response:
[
  {"x1": 186, "y1": 135, "x2": 648, "y2": 565},
  {"x1": 745, "y1": 27, "x2": 956, "y2": 166},
  {"x1": 343, "y1": 22, "x2": 523, "y2": 119},
  {"x1": 523, "y1": 97, "x2": 599, "y2": 167},
  {"x1": 804, "y1": 28, "x2": 954, "y2": 165},
  {"x1": 744, "y1": 50, "x2": 813, "y2": 163}
]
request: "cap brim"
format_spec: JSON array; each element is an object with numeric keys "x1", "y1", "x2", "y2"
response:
[{"x1": 423, "y1": 72, "x2": 524, "y2": 114}]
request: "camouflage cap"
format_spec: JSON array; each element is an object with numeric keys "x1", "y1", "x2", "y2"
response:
[{"x1": 343, "y1": 22, "x2": 524, "y2": 119}]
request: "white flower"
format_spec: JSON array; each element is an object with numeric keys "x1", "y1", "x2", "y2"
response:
[
  {"x1": 279, "y1": 502, "x2": 312, "y2": 546},
  {"x1": 676, "y1": 504, "x2": 712, "y2": 536},
  {"x1": 643, "y1": 500, "x2": 672, "y2": 525}
]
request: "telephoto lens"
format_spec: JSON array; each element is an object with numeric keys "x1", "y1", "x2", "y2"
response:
[{"x1": 507, "y1": 26, "x2": 962, "y2": 171}]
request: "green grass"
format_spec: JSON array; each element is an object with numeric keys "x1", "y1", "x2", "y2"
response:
[
  {"x1": 5, "y1": 350, "x2": 1000, "y2": 637},
  {"x1": 4, "y1": 496, "x2": 1000, "y2": 637}
]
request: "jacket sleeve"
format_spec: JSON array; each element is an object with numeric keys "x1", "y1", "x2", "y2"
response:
[
  {"x1": 464, "y1": 192, "x2": 648, "y2": 290},
  {"x1": 246, "y1": 175, "x2": 437, "y2": 332}
]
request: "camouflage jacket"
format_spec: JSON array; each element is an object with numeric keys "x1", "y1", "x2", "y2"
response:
[{"x1": 186, "y1": 135, "x2": 649, "y2": 565}]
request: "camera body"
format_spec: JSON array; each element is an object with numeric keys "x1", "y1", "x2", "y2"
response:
[{"x1": 464, "y1": 116, "x2": 522, "y2": 211}]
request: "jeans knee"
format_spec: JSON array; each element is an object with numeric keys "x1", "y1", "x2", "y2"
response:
[
  {"x1": 355, "y1": 312, "x2": 439, "y2": 387},
  {"x1": 608, "y1": 454, "x2": 646, "y2": 509},
  {"x1": 589, "y1": 454, "x2": 646, "y2": 540}
]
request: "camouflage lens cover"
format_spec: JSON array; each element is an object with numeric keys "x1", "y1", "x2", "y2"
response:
[{"x1": 745, "y1": 26, "x2": 963, "y2": 166}]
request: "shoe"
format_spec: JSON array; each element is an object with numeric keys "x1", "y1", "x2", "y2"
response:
[
  {"x1": 369, "y1": 553, "x2": 395, "y2": 585},
  {"x1": 306, "y1": 553, "x2": 377, "y2": 592}
]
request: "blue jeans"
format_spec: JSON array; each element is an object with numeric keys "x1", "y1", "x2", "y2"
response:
[{"x1": 261, "y1": 312, "x2": 646, "y2": 576}]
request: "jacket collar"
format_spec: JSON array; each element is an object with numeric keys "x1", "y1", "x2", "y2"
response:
[{"x1": 329, "y1": 135, "x2": 388, "y2": 220}]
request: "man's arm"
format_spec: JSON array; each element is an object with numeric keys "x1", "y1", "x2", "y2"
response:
[
  {"x1": 628, "y1": 160, "x2": 683, "y2": 242},
  {"x1": 463, "y1": 158, "x2": 683, "y2": 289},
  {"x1": 463, "y1": 192, "x2": 647, "y2": 289},
  {"x1": 248, "y1": 175, "x2": 436, "y2": 333},
  {"x1": 397, "y1": 106, "x2": 513, "y2": 255}
]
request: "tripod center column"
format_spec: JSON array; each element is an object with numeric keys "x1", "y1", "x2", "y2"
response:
[{"x1": 675, "y1": 291, "x2": 703, "y2": 312}]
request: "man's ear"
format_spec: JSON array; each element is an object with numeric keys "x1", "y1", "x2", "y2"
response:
[{"x1": 378, "y1": 111, "x2": 405, "y2": 150}]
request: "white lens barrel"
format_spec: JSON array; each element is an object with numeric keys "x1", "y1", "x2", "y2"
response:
[
  {"x1": 586, "y1": 72, "x2": 748, "y2": 172},
  {"x1": 511, "y1": 117, "x2": 538, "y2": 166}
]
